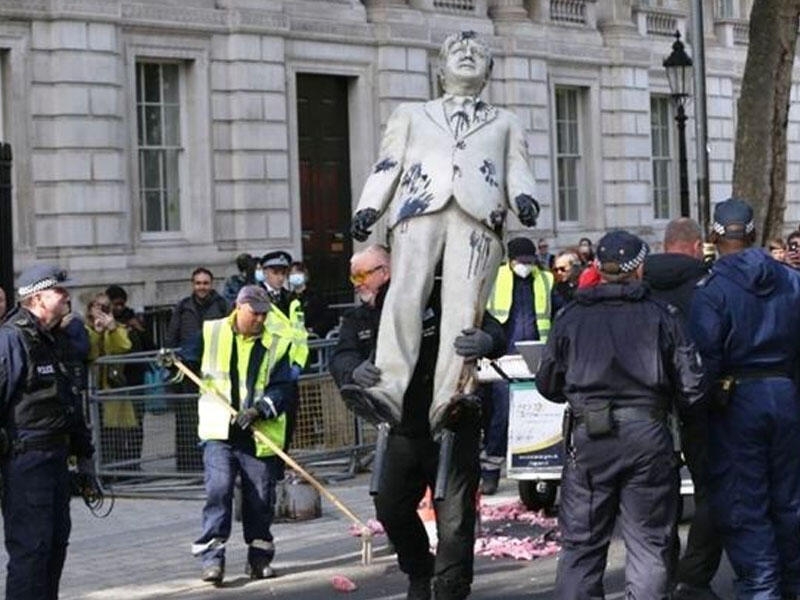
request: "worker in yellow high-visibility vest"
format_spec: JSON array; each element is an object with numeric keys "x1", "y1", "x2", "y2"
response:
[
  {"x1": 481, "y1": 236, "x2": 553, "y2": 494},
  {"x1": 190, "y1": 285, "x2": 293, "y2": 585}
]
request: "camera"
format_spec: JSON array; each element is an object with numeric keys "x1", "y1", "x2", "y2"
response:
[{"x1": 789, "y1": 241, "x2": 800, "y2": 253}]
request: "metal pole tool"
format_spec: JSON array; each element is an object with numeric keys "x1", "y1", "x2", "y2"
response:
[{"x1": 159, "y1": 350, "x2": 374, "y2": 565}]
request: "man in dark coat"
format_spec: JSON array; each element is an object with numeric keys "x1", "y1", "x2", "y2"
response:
[
  {"x1": 166, "y1": 267, "x2": 229, "y2": 472},
  {"x1": 331, "y1": 245, "x2": 505, "y2": 600},
  {"x1": 537, "y1": 230, "x2": 706, "y2": 599},
  {"x1": 644, "y1": 218, "x2": 722, "y2": 600}
]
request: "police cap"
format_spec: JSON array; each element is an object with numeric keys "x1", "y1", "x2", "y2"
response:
[
  {"x1": 596, "y1": 230, "x2": 649, "y2": 274},
  {"x1": 17, "y1": 264, "x2": 73, "y2": 298},
  {"x1": 261, "y1": 251, "x2": 292, "y2": 269},
  {"x1": 711, "y1": 197, "x2": 754, "y2": 239}
]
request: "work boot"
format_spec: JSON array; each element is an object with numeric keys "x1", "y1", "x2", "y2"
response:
[
  {"x1": 672, "y1": 583, "x2": 723, "y2": 600},
  {"x1": 201, "y1": 564, "x2": 224, "y2": 584},
  {"x1": 246, "y1": 559, "x2": 276, "y2": 580},
  {"x1": 480, "y1": 470, "x2": 499, "y2": 495},
  {"x1": 407, "y1": 576, "x2": 432, "y2": 600},
  {"x1": 433, "y1": 576, "x2": 470, "y2": 600}
]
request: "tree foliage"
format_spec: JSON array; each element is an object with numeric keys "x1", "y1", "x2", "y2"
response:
[{"x1": 732, "y1": 0, "x2": 800, "y2": 242}]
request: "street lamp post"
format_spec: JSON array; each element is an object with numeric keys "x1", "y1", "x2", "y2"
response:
[{"x1": 663, "y1": 31, "x2": 693, "y2": 218}]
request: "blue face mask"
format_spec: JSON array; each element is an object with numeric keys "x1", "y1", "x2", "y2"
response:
[
  {"x1": 254, "y1": 269, "x2": 265, "y2": 283},
  {"x1": 288, "y1": 273, "x2": 306, "y2": 288}
]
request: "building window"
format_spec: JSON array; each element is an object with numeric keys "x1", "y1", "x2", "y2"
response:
[
  {"x1": 136, "y1": 62, "x2": 181, "y2": 232},
  {"x1": 650, "y1": 96, "x2": 673, "y2": 220},
  {"x1": 555, "y1": 87, "x2": 582, "y2": 222}
]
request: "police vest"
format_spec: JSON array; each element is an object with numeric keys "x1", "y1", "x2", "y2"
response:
[
  {"x1": 266, "y1": 299, "x2": 309, "y2": 368},
  {"x1": 3, "y1": 311, "x2": 72, "y2": 432},
  {"x1": 486, "y1": 265, "x2": 553, "y2": 341},
  {"x1": 198, "y1": 315, "x2": 290, "y2": 457}
]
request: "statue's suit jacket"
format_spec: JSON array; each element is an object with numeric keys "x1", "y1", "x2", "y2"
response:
[{"x1": 355, "y1": 97, "x2": 537, "y2": 230}]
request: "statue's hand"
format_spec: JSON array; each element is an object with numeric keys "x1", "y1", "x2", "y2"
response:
[
  {"x1": 515, "y1": 194, "x2": 540, "y2": 228},
  {"x1": 351, "y1": 209, "x2": 379, "y2": 242}
]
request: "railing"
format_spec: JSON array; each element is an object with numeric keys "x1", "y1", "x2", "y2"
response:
[
  {"x1": 433, "y1": 0, "x2": 475, "y2": 12},
  {"x1": 550, "y1": 0, "x2": 586, "y2": 24},
  {"x1": 645, "y1": 11, "x2": 678, "y2": 35},
  {"x1": 87, "y1": 344, "x2": 376, "y2": 498}
]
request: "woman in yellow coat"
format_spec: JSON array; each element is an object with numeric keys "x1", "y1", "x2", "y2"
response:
[{"x1": 85, "y1": 292, "x2": 137, "y2": 468}]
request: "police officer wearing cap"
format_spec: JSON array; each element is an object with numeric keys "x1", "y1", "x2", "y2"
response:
[
  {"x1": 0, "y1": 264, "x2": 94, "y2": 600},
  {"x1": 536, "y1": 230, "x2": 705, "y2": 598},
  {"x1": 258, "y1": 251, "x2": 309, "y2": 455},
  {"x1": 689, "y1": 198, "x2": 800, "y2": 598}
]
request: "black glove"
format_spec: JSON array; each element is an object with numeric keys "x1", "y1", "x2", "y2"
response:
[
  {"x1": 514, "y1": 194, "x2": 539, "y2": 227},
  {"x1": 352, "y1": 360, "x2": 381, "y2": 388},
  {"x1": 236, "y1": 407, "x2": 261, "y2": 430},
  {"x1": 454, "y1": 327, "x2": 494, "y2": 360},
  {"x1": 351, "y1": 209, "x2": 379, "y2": 242}
]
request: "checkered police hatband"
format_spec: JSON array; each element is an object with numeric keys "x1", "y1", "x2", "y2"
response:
[
  {"x1": 18, "y1": 277, "x2": 59, "y2": 298},
  {"x1": 618, "y1": 243, "x2": 648, "y2": 273},
  {"x1": 711, "y1": 219, "x2": 755, "y2": 236}
]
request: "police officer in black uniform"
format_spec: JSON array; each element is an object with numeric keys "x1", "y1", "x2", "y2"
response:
[
  {"x1": 536, "y1": 231, "x2": 706, "y2": 599},
  {"x1": 330, "y1": 246, "x2": 505, "y2": 600},
  {"x1": 0, "y1": 265, "x2": 94, "y2": 600}
]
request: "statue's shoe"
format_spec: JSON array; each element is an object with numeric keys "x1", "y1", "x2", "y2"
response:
[
  {"x1": 340, "y1": 384, "x2": 400, "y2": 426},
  {"x1": 429, "y1": 393, "x2": 482, "y2": 435}
]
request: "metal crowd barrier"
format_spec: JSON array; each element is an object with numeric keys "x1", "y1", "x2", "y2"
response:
[{"x1": 86, "y1": 340, "x2": 376, "y2": 497}]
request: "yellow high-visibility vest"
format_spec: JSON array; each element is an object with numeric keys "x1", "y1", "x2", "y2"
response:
[
  {"x1": 486, "y1": 264, "x2": 553, "y2": 341},
  {"x1": 198, "y1": 313, "x2": 290, "y2": 457},
  {"x1": 266, "y1": 298, "x2": 309, "y2": 368}
]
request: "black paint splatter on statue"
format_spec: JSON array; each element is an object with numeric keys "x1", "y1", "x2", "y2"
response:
[
  {"x1": 374, "y1": 158, "x2": 397, "y2": 173},
  {"x1": 396, "y1": 163, "x2": 434, "y2": 222},
  {"x1": 480, "y1": 159, "x2": 499, "y2": 187}
]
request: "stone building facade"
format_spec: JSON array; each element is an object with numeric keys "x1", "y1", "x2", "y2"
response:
[{"x1": 0, "y1": 0, "x2": 795, "y2": 309}]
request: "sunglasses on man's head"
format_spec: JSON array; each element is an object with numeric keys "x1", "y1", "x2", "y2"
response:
[{"x1": 349, "y1": 265, "x2": 385, "y2": 285}]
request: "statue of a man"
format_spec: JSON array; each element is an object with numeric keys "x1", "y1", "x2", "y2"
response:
[{"x1": 347, "y1": 31, "x2": 539, "y2": 431}]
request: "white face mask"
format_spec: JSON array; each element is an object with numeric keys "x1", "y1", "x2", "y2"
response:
[
  {"x1": 512, "y1": 263, "x2": 533, "y2": 279},
  {"x1": 288, "y1": 273, "x2": 306, "y2": 288},
  {"x1": 254, "y1": 268, "x2": 265, "y2": 283}
]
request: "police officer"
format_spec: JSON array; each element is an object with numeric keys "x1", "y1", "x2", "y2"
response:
[
  {"x1": 482, "y1": 236, "x2": 553, "y2": 494},
  {"x1": 331, "y1": 245, "x2": 505, "y2": 600},
  {"x1": 536, "y1": 230, "x2": 705, "y2": 599},
  {"x1": 0, "y1": 264, "x2": 94, "y2": 600},
  {"x1": 189, "y1": 285, "x2": 294, "y2": 584},
  {"x1": 689, "y1": 198, "x2": 800, "y2": 598},
  {"x1": 259, "y1": 251, "x2": 308, "y2": 460}
]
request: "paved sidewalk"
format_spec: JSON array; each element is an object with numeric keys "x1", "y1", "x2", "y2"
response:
[{"x1": 1, "y1": 475, "x2": 734, "y2": 599}]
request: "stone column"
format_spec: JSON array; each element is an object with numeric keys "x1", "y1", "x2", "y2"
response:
[{"x1": 488, "y1": 0, "x2": 528, "y2": 21}]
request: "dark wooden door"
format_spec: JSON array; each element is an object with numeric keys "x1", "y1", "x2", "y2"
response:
[{"x1": 297, "y1": 74, "x2": 353, "y2": 309}]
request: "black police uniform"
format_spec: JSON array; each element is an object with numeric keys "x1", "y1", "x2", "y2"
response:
[
  {"x1": 644, "y1": 252, "x2": 723, "y2": 592},
  {"x1": 0, "y1": 304, "x2": 93, "y2": 600},
  {"x1": 536, "y1": 232, "x2": 705, "y2": 599},
  {"x1": 330, "y1": 284, "x2": 505, "y2": 600}
]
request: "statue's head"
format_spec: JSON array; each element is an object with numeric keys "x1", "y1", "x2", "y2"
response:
[{"x1": 437, "y1": 31, "x2": 493, "y2": 97}]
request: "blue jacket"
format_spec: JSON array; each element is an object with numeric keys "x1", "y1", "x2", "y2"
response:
[{"x1": 689, "y1": 248, "x2": 800, "y2": 381}]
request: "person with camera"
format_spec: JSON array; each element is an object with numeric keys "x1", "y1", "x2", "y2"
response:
[
  {"x1": 0, "y1": 265, "x2": 94, "y2": 600},
  {"x1": 784, "y1": 230, "x2": 800, "y2": 270},
  {"x1": 536, "y1": 230, "x2": 705, "y2": 598},
  {"x1": 689, "y1": 198, "x2": 800, "y2": 598}
]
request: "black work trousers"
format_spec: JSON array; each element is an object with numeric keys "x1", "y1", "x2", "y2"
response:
[
  {"x1": 676, "y1": 406, "x2": 724, "y2": 587},
  {"x1": 556, "y1": 419, "x2": 679, "y2": 600},
  {"x1": 373, "y1": 416, "x2": 480, "y2": 599}
]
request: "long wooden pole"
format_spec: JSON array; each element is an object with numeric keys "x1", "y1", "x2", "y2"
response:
[{"x1": 169, "y1": 356, "x2": 373, "y2": 564}]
